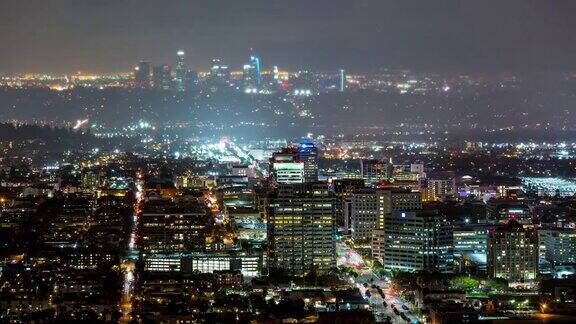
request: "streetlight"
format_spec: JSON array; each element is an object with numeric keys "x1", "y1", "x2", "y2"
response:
[{"x1": 540, "y1": 303, "x2": 548, "y2": 313}]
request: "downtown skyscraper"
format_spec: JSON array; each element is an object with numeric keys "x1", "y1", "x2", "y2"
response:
[
  {"x1": 267, "y1": 182, "x2": 336, "y2": 276},
  {"x1": 134, "y1": 61, "x2": 151, "y2": 88},
  {"x1": 153, "y1": 64, "x2": 172, "y2": 90},
  {"x1": 174, "y1": 51, "x2": 188, "y2": 92}
]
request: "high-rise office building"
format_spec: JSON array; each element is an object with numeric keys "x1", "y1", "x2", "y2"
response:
[
  {"x1": 370, "y1": 189, "x2": 423, "y2": 261},
  {"x1": 272, "y1": 162, "x2": 304, "y2": 184},
  {"x1": 453, "y1": 225, "x2": 490, "y2": 271},
  {"x1": 270, "y1": 147, "x2": 304, "y2": 184},
  {"x1": 269, "y1": 142, "x2": 319, "y2": 185},
  {"x1": 267, "y1": 182, "x2": 336, "y2": 275},
  {"x1": 331, "y1": 179, "x2": 365, "y2": 229},
  {"x1": 486, "y1": 198, "x2": 531, "y2": 224},
  {"x1": 360, "y1": 159, "x2": 392, "y2": 186},
  {"x1": 346, "y1": 188, "x2": 422, "y2": 241},
  {"x1": 184, "y1": 70, "x2": 198, "y2": 91},
  {"x1": 174, "y1": 51, "x2": 187, "y2": 92},
  {"x1": 250, "y1": 54, "x2": 261, "y2": 87},
  {"x1": 140, "y1": 200, "x2": 211, "y2": 255},
  {"x1": 134, "y1": 61, "x2": 151, "y2": 88},
  {"x1": 297, "y1": 139, "x2": 319, "y2": 183},
  {"x1": 347, "y1": 189, "x2": 380, "y2": 241},
  {"x1": 273, "y1": 65, "x2": 280, "y2": 82},
  {"x1": 243, "y1": 54, "x2": 262, "y2": 90},
  {"x1": 209, "y1": 58, "x2": 230, "y2": 85},
  {"x1": 487, "y1": 220, "x2": 538, "y2": 282},
  {"x1": 541, "y1": 228, "x2": 576, "y2": 266},
  {"x1": 391, "y1": 164, "x2": 424, "y2": 182},
  {"x1": 423, "y1": 172, "x2": 456, "y2": 201},
  {"x1": 243, "y1": 64, "x2": 256, "y2": 90},
  {"x1": 377, "y1": 210, "x2": 453, "y2": 273},
  {"x1": 153, "y1": 64, "x2": 172, "y2": 90}
]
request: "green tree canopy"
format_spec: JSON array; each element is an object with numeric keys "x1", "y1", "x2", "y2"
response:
[{"x1": 450, "y1": 275, "x2": 480, "y2": 291}]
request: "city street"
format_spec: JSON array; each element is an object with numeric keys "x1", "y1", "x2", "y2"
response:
[
  {"x1": 119, "y1": 172, "x2": 144, "y2": 323},
  {"x1": 337, "y1": 241, "x2": 422, "y2": 323}
]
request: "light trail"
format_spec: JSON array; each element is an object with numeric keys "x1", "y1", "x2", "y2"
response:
[{"x1": 120, "y1": 171, "x2": 143, "y2": 323}]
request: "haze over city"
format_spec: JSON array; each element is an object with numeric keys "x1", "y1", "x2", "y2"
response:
[{"x1": 2, "y1": 0, "x2": 576, "y2": 74}]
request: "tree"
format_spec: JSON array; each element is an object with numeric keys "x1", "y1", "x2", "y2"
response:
[
  {"x1": 372, "y1": 260, "x2": 388, "y2": 277},
  {"x1": 449, "y1": 275, "x2": 480, "y2": 291},
  {"x1": 391, "y1": 272, "x2": 419, "y2": 290},
  {"x1": 485, "y1": 278, "x2": 509, "y2": 291},
  {"x1": 340, "y1": 266, "x2": 359, "y2": 278}
]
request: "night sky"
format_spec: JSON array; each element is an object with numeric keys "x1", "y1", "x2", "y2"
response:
[{"x1": 2, "y1": 0, "x2": 576, "y2": 74}]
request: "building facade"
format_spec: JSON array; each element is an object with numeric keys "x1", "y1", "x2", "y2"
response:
[
  {"x1": 267, "y1": 182, "x2": 336, "y2": 275},
  {"x1": 380, "y1": 210, "x2": 453, "y2": 273},
  {"x1": 346, "y1": 188, "x2": 422, "y2": 241},
  {"x1": 541, "y1": 228, "x2": 576, "y2": 265},
  {"x1": 360, "y1": 159, "x2": 391, "y2": 186},
  {"x1": 487, "y1": 221, "x2": 538, "y2": 282}
]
